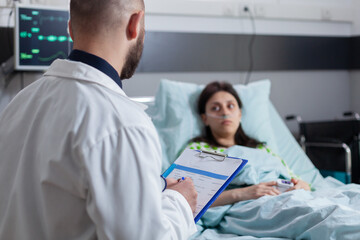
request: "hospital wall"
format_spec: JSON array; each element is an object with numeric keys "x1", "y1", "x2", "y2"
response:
[
  {"x1": 350, "y1": 71, "x2": 360, "y2": 114},
  {"x1": 350, "y1": 0, "x2": 360, "y2": 115},
  {"x1": 0, "y1": 0, "x2": 360, "y2": 137}
]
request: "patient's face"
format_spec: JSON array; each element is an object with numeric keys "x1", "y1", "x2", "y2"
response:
[{"x1": 202, "y1": 91, "x2": 242, "y2": 139}]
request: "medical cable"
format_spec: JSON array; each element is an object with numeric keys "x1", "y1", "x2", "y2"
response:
[
  {"x1": 243, "y1": 6, "x2": 256, "y2": 85},
  {"x1": 7, "y1": 8, "x2": 13, "y2": 54},
  {"x1": 1, "y1": 7, "x2": 14, "y2": 89},
  {"x1": 205, "y1": 113, "x2": 238, "y2": 120}
]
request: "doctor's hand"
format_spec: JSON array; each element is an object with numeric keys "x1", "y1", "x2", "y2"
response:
[
  {"x1": 287, "y1": 178, "x2": 311, "y2": 191},
  {"x1": 165, "y1": 177, "x2": 179, "y2": 188},
  {"x1": 166, "y1": 177, "x2": 198, "y2": 213}
]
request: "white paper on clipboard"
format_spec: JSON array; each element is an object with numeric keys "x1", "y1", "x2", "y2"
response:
[{"x1": 162, "y1": 148, "x2": 248, "y2": 222}]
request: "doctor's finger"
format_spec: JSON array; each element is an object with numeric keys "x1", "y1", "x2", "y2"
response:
[
  {"x1": 166, "y1": 178, "x2": 178, "y2": 187},
  {"x1": 183, "y1": 177, "x2": 194, "y2": 184}
]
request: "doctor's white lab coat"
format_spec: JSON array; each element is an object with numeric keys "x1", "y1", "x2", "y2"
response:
[{"x1": 0, "y1": 59, "x2": 197, "y2": 240}]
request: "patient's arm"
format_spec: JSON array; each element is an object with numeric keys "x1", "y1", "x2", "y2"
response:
[{"x1": 210, "y1": 181, "x2": 280, "y2": 207}]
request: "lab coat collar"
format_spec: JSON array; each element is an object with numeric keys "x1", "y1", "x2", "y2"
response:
[
  {"x1": 44, "y1": 59, "x2": 148, "y2": 110},
  {"x1": 68, "y1": 50, "x2": 122, "y2": 89}
]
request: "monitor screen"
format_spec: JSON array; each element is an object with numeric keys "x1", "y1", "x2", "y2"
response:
[{"x1": 14, "y1": 4, "x2": 72, "y2": 71}]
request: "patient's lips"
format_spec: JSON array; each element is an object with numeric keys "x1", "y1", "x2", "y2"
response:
[{"x1": 221, "y1": 119, "x2": 232, "y2": 125}]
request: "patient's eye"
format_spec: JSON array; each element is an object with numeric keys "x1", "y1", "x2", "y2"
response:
[
  {"x1": 211, "y1": 105, "x2": 220, "y2": 112},
  {"x1": 228, "y1": 103, "x2": 236, "y2": 110}
]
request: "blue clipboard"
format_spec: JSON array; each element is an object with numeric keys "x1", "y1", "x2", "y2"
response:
[{"x1": 162, "y1": 149, "x2": 248, "y2": 223}]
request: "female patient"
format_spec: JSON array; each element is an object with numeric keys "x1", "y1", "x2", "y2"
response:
[{"x1": 188, "y1": 81, "x2": 310, "y2": 207}]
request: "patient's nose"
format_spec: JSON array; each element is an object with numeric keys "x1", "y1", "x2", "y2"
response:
[{"x1": 221, "y1": 105, "x2": 230, "y2": 115}]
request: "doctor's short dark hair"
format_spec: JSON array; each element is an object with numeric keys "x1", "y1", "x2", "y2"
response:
[
  {"x1": 70, "y1": 0, "x2": 144, "y2": 36},
  {"x1": 193, "y1": 81, "x2": 263, "y2": 149}
]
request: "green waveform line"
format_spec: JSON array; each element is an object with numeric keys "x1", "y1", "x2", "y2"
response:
[
  {"x1": 32, "y1": 49, "x2": 40, "y2": 54},
  {"x1": 38, "y1": 51, "x2": 67, "y2": 62},
  {"x1": 47, "y1": 35, "x2": 57, "y2": 42},
  {"x1": 20, "y1": 31, "x2": 32, "y2": 38},
  {"x1": 20, "y1": 14, "x2": 32, "y2": 21},
  {"x1": 37, "y1": 35, "x2": 72, "y2": 42},
  {"x1": 32, "y1": 11, "x2": 39, "y2": 16},
  {"x1": 20, "y1": 31, "x2": 27, "y2": 38},
  {"x1": 31, "y1": 28, "x2": 40, "y2": 33},
  {"x1": 58, "y1": 36, "x2": 68, "y2": 42},
  {"x1": 40, "y1": 16, "x2": 69, "y2": 25},
  {"x1": 20, "y1": 53, "x2": 33, "y2": 60}
]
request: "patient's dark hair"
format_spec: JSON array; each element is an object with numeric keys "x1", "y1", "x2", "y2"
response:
[{"x1": 192, "y1": 81, "x2": 262, "y2": 148}]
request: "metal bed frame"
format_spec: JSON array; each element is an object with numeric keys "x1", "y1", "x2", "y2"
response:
[{"x1": 287, "y1": 113, "x2": 360, "y2": 184}]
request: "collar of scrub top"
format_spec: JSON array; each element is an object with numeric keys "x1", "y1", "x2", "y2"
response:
[{"x1": 68, "y1": 49, "x2": 122, "y2": 89}]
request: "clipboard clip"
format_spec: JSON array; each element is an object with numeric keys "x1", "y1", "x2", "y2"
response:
[{"x1": 198, "y1": 150, "x2": 228, "y2": 162}]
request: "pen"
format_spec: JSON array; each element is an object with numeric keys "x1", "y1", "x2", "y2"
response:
[{"x1": 178, "y1": 177, "x2": 185, "y2": 182}]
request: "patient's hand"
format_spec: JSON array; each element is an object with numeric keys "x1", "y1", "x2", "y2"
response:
[
  {"x1": 166, "y1": 177, "x2": 198, "y2": 213},
  {"x1": 240, "y1": 181, "x2": 280, "y2": 200},
  {"x1": 210, "y1": 181, "x2": 280, "y2": 207},
  {"x1": 287, "y1": 178, "x2": 311, "y2": 191}
]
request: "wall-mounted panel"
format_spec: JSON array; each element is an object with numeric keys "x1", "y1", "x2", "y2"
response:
[
  {"x1": 1, "y1": 29, "x2": 357, "y2": 72},
  {"x1": 350, "y1": 36, "x2": 360, "y2": 69},
  {"x1": 138, "y1": 32, "x2": 351, "y2": 72}
]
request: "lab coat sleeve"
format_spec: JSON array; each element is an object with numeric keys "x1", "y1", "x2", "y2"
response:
[{"x1": 79, "y1": 125, "x2": 197, "y2": 240}]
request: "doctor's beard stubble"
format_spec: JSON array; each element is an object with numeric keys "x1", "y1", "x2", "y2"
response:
[{"x1": 120, "y1": 27, "x2": 145, "y2": 80}]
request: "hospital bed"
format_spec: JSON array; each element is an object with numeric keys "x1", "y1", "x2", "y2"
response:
[{"x1": 145, "y1": 79, "x2": 360, "y2": 240}]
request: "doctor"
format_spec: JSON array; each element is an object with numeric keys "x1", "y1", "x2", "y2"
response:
[{"x1": 0, "y1": 0, "x2": 197, "y2": 239}]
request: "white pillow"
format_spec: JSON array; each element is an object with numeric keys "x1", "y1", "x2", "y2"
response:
[{"x1": 146, "y1": 79, "x2": 278, "y2": 171}]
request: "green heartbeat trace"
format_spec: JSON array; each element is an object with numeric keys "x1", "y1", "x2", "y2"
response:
[
  {"x1": 31, "y1": 28, "x2": 40, "y2": 33},
  {"x1": 38, "y1": 51, "x2": 67, "y2": 62},
  {"x1": 20, "y1": 32, "x2": 71, "y2": 42},
  {"x1": 20, "y1": 14, "x2": 32, "y2": 21},
  {"x1": 37, "y1": 35, "x2": 71, "y2": 42},
  {"x1": 20, "y1": 31, "x2": 32, "y2": 38},
  {"x1": 39, "y1": 16, "x2": 69, "y2": 25},
  {"x1": 32, "y1": 49, "x2": 40, "y2": 54},
  {"x1": 20, "y1": 53, "x2": 33, "y2": 60}
]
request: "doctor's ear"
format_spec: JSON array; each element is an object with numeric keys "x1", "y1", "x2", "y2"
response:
[
  {"x1": 126, "y1": 11, "x2": 144, "y2": 40},
  {"x1": 68, "y1": 20, "x2": 74, "y2": 41}
]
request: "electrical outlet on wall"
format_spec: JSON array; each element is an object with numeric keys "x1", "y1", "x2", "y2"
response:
[{"x1": 238, "y1": 4, "x2": 251, "y2": 18}]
